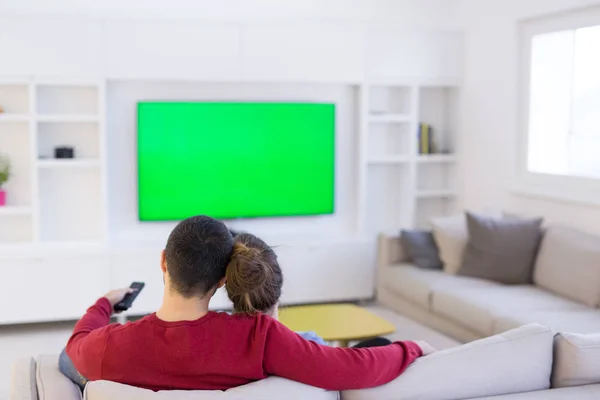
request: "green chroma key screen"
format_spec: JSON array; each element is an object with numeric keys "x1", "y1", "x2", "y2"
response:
[{"x1": 137, "y1": 102, "x2": 335, "y2": 221}]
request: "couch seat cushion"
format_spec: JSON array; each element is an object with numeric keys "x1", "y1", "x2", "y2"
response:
[
  {"x1": 493, "y1": 310, "x2": 600, "y2": 335},
  {"x1": 431, "y1": 285, "x2": 588, "y2": 336},
  {"x1": 342, "y1": 324, "x2": 553, "y2": 400},
  {"x1": 85, "y1": 377, "x2": 338, "y2": 400},
  {"x1": 382, "y1": 264, "x2": 500, "y2": 310}
]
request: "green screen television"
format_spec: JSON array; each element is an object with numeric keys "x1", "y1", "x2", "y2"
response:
[{"x1": 137, "y1": 102, "x2": 335, "y2": 221}]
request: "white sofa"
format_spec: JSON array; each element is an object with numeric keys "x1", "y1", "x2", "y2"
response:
[
  {"x1": 376, "y1": 225, "x2": 600, "y2": 343},
  {"x1": 10, "y1": 324, "x2": 600, "y2": 399}
]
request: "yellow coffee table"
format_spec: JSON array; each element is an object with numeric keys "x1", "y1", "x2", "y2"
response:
[{"x1": 279, "y1": 303, "x2": 396, "y2": 347}]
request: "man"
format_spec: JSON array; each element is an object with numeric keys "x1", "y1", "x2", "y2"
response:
[{"x1": 65, "y1": 215, "x2": 432, "y2": 391}]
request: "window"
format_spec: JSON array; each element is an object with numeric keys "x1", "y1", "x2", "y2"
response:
[{"x1": 518, "y1": 8, "x2": 600, "y2": 204}]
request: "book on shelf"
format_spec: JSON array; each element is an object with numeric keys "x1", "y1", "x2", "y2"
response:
[{"x1": 418, "y1": 123, "x2": 437, "y2": 154}]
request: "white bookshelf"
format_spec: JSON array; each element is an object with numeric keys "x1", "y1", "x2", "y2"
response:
[
  {"x1": 358, "y1": 82, "x2": 460, "y2": 234},
  {"x1": 0, "y1": 79, "x2": 107, "y2": 246}
]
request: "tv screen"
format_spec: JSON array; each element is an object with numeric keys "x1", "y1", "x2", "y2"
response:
[{"x1": 137, "y1": 102, "x2": 335, "y2": 221}]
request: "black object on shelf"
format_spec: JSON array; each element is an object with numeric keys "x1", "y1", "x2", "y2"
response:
[{"x1": 55, "y1": 147, "x2": 75, "y2": 159}]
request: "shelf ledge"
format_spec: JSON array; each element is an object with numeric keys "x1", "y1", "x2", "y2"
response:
[
  {"x1": 368, "y1": 114, "x2": 411, "y2": 123},
  {"x1": 0, "y1": 206, "x2": 32, "y2": 216},
  {"x1": 416, "y1": 190, "x2": 457, "y2": 199},
  {"x1": 368, "y1": 156, "x2": 410, "y2": 165},
  {"x1": 37, "y1": 159, "x2": 101, "y2": 168}
]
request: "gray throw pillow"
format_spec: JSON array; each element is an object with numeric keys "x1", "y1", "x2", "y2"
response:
[
  {"x1": 458, "y1": 212, "x2": 543, "y2": 284},
  {"x1": 401, "y1": 230, "x2": 443, "y2": 269}
]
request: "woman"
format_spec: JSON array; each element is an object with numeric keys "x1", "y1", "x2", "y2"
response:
[{"x1": 225, "y1": 232, "x2": 392, "y2": 348}]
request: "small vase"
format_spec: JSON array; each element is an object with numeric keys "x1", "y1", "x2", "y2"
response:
[{"x1": 0, "y1": 189, "x2": 6, "y2": 206}]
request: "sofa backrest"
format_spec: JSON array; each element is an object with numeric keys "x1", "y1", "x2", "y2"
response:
[
  {"x1": 533, "y1": 226, "x2": 600, "y2": 307},
  {"x1": 342, "y1": 323, "x2": 554, "y2": 400},
  {"x1": 84, "y1": 376, "x2": 339, "y2": 400}
]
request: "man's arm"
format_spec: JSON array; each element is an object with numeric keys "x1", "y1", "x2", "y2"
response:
[
  {"x1": 65, "y1": 288, "x2": 133, "y2": 380},
  {"x1": 263, "y1": 319, "x2": 424, "y2": 391}
]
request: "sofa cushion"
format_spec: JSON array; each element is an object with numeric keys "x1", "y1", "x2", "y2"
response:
[
  {"x1": 36, "y1": 355, "x2": 82, "y2": 400},
  {"x1": 552, "y1": 332, "x2": 600, "y2": 389},
  {"x1": 431, "y1": 285, "x2": 588, "y2": 335},
  {"x1": 533, "y1": 226, "x2": 600, "y2": 307},
  {"x1": 469, "y1": 384, "x2": 600, "y2": 399},
  {"x1": 430, "y1": 214, "x2": 468, "y2": 274},
  {"x1": 382, "y1": 264, "x2": 500, "y2": 310},
  {"x1": 400, "y1": 230, "x2": 443, "y2": 269},
  {"x1": 342, "y1": 323, "x2": 553, "y2": 400},
  {"x1": 493, "y1": 310, "x2": 600, "y2": 335},
  {"x1": 459, "y1": 212, "x2": 543, "y2": 284},
  {"x1": 84, "y1": 377, "x2": 338, "y2": 400}
]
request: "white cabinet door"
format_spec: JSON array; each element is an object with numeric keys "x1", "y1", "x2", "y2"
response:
[
  {"x1": 105, "y1": 21, "x2": 241, "y2": 80},
  {"x1": 0, "y1": 255, "x2": 110, "y2": 324},
  {"x1": 275, "y1": 239, "x2": 376, "y2": 305},
  {"x1": 110, "y1": 250, "x2": 163, "y2": 316},
  {"x1": 0, "y1": 18, "x2": 104, "y2": 77},
  {"x1": 240, "y1": 23, "x2": 365, "y2": 83},
  {"x1": 366, "y1": 30, "x2": 463, "y2": 81}
]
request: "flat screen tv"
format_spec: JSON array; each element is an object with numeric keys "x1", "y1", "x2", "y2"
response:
[{"x1": 137, "y1": 101, "x2": 335, "y2": 221}]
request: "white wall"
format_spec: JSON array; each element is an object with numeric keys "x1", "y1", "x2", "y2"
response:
[
  {"x1": 459, "y1": 0, "x2": 600, "y2": 233},
  {"x1": 0, "y1": 0, "x2": 461, "y2": 28}
]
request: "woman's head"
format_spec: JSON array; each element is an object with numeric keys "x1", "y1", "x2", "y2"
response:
[{"x1": 225, "y1": 233, "x2": 283, "y2": 315}]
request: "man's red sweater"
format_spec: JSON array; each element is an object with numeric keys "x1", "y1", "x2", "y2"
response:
[{"x1": 66, "y1": 298, "x2": 422, "y2": 391}]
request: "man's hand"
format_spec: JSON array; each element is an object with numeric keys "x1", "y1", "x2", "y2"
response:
[
  {"x1": 103, "y1": 287, "x2": 135, "y2": 307},
  {"x1": 414, "y1": 340, "x2": 436, "y2": 356}
]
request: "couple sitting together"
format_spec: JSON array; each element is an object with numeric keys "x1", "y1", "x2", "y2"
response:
[{"x1": 60, "y1": 215, "x2": 434, "y2": 392}]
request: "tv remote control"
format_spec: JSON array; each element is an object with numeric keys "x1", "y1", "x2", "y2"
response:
[{"x1": 114, "y1": 282, "x2": 145, "y2": 312}]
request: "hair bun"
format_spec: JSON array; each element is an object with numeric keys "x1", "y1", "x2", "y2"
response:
[{"x1": 226, "y1": 242, "x2": 270, "y2": 312}]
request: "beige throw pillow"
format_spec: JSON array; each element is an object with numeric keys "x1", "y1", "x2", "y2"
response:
[
  {"x1": 552, "y1": 332, "x2": 600, "y2": 388},
  {"x1": 430, "y1": 214, "x2": 468, "y2": 274}
]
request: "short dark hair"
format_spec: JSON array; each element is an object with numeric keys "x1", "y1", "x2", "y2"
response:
[{"x1": 164, "y1": 215, "x2": 234, "y2": 298}]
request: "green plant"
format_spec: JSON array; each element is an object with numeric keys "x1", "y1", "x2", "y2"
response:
[{"x1": 0, "y1": 155, "x2": 10, "y2": 189}]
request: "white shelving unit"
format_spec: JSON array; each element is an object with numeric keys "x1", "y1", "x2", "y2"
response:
[
  {"x1": 0, "y1": 78, "x2": 107, "y2": 246},
  {"x1": 358, "y1": 81, "x2": 460, "y2": 234}
]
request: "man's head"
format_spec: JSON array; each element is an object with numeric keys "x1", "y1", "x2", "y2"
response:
[{"x1": 162, "y1": 215, "x2": 234, "y2": 298}]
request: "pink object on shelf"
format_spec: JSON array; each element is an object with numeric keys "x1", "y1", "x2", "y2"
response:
[{"x1": 0, "y1": 190, "x2": 5, "y2": 206}]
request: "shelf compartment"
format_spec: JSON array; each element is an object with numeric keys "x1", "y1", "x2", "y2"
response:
[
  {"x1": 37, "y1": 122, "x2": 100, "y2": 160},
  {"x1": 0, "y1": 122, "x2": 32, "y2": 206},
  {"x1": 417, "y1": 163, "x2": 456, "y2": 192},
  {"x1": 365, "y1": 165, "x2": 412, "y2": 235},
  {"x1": 418, "y1": 86, "x2": 458, "y2": 154},
  {"x1": 36, "y1": 85, "x2": 99, "y2": 116},
  {"x1": 369, "y1": 86, "x2": 411, "y2": 116},
  {"x1": 0, "y1": 214, "x2": 33, "y2": 244},
  {"x1": 0, "y1": 84, "x2": 30, "y2": 115},
  {"x1": 38, "y1": 168, "x2": 104, "y2": 242},
  {"x1": 367, "y1": 123, "x2": 411, "y2": 160}
]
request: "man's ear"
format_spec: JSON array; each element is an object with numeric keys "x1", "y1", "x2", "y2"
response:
[
  {"x1": 217, "y1": 276, "x2": 226, "y2": 289},
  {"x1": 160, "y1": 250, "x2": 167, "y2": 274}
]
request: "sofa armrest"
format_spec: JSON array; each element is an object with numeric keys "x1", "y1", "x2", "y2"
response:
[
  {"x1": 377, "y1": 233, "x2": 408, "y2": 269},
  {"x1": 10, "y1": 357, "x2": 38, "y2": 400},
  {"x1": 35, "y1": 355, "x2": 82, "y2": 400}
]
